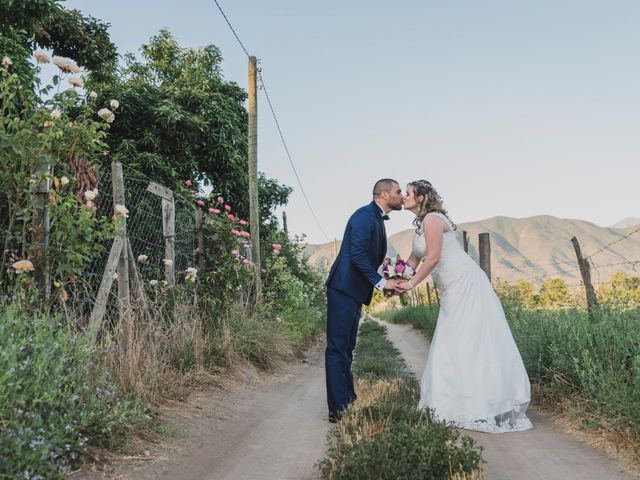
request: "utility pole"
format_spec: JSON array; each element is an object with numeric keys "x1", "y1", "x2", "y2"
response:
[
  {"x1": 248, "y1": 56, "x2": 261, "y2": 300},
  {"x1": 282, "y1": 211, "x2": 288, "y2": 234}
]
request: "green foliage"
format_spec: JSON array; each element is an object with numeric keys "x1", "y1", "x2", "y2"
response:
[
  {"x1": 0, "y1": 302, "x2": 142, "y2": 478},
  {"x1": 537, "y1": 277, "x2": 571, "y2": 307},
  {"x1": 0, "y1": 64, "x2": 115, "y2": 300},
  {"x1": 320, "y1": 320, "x2": 484, "y2": 480},
  {"x1": 597, "y1": 272, "x2": 640, "y2": 307},
  {"x1": 0, "y1": 0, "x2": 117, "y2": 83},
  {"x1": 377, "y1": 304, "x2": 440, "y2": 338}
]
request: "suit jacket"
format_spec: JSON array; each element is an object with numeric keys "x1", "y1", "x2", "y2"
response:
[{"x1": 326, "y1": 201, "x2": 387, "y2": 305}]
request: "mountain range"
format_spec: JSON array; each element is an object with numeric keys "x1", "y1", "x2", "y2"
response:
[{"x1": 302, "y1": 215, "x2": 640, "y2": 286}]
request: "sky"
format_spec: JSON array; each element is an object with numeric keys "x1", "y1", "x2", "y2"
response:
[{"x1": 63, "y1": 0, "x2": 640, "y2": 243}]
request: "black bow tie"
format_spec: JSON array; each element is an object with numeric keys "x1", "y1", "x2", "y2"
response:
[{"x1": 381, "y1": 214, "x2": 390, "y2": 221}]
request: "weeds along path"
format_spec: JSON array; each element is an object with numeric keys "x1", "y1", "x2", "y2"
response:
[
  {"x1": 80, "y1": 345, "x2": 327, "y2": 480},
  {"x1": 373, "y1": 317, "x2": 636, "y2": 480}
]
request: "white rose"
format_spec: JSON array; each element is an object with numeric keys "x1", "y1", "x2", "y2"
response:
[
  {"x1": 163, "y1": 259, "x2": 173, "y2": 267},
  {"x1": 149, "y1": 280, "x2": 158, "y2": 286},
  {"x1": 34, "y1": 51, "x2": 50, "y2": 64},
  {"x1": 52, "y1": 55, "x2": 80, "y2": 74},
  {"x1": 50, "y1": 109, "x2": 62, "y2": 119},
  {"x1": 109, "y1": 99, "x2": 120, "y2": 110},
  {"x1": 97, "y1": 108, "x2": 115, "y2": 123},
  {"x1": 114, "y1": 204, "x2": 129, "y2": 218},
  {"x1": 60, "y1": 176, "x2": 70, "y2": 186},
  {"x1": 68, "y1": 76, "x2": 84, "y2": 88},
  {"x1": 2, "y1": 56, "x2": 12, "y2": 68},
  {"x1": 89, "y1": 91, "x2": 97, "y2": 99},
  {"x1": 137, "y1": 254, "x2": 149, "y2": 263},
  {"x1": 84, "y1": 188, "x2": 98, "y2": 201}
]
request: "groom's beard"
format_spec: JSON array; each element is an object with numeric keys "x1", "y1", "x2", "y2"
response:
[{"x1": 390, "y1": 203, "x2": 404, "y2": 211}]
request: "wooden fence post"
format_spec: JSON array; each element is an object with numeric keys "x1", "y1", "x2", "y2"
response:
[
  {"x1": 111, "y1": 162, "x2": 131, "y2": 334},
  {"x1": 479, "y1": 233, "x2": 491, "y2": 281},
  {"x1": 462, "y1": 230, "x2": 469, "y2": 254},
  {"x1": 32, "y1": 164, "x2": 51, "y2": 302},
  {"x1": 282, "y1": 211, "x2": 288, "y2": 234},
  {"x1": 426, "y1": 282, "x2": 432, "y2": 305},
  {"x1": 571, "y1": 236, "x2": 598, "y2": 318},
  {"x1": 434, "y1": 284, "x2": 440, "y2": 304}
]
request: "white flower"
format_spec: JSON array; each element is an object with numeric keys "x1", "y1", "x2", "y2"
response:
[
  {"x1": 52, "y1": 55, "x2": 80, "y2": 74},
  {"x1": 114, "y1": 204, "x2": 129, "y2": 218},
  {"x1": 185, "y1": 267, "x2": 198, "y2": 282},
  {"x1": 2, "y1": 56, "x2": 12, "y2": 68},
  {"x1": 149, "y1": 280, "x2": 158, "y2": 286},
  {"x1": 88, "y1": 91, "x2": 97, "y2": 99},
  {"x1": 109, "y1": 99, "x2": 119, "y2": 110},
  {"x1": 12, "y1": 260, "x2": 34, "y2": 273},
  {"x1": 50, "y1": 109, "x2": 62, "y2": 119},
  {"x1": 60, "y1": 176, "x2": 70, "y2": 186},
  {"x1": 68, "y1": 76, "x2": 84, "y2": 88},
  {"x1": 34, "y1": 51, "x2": 50, "y2": 64},
  {"x1": 97, "y1": 108, "x2": 115, "y2": 123},
  {"x1": 137, "y1": 254, "x2": 148, "y2": 263},
  {"x1": 113, "y1": 272, "x2": 118, "y2": 280},
  {"x1": 162, "y1": 280, "x2": 168, "y2": 286},
  {"x1": 84, "y1": 188, "x2": 98, "y2": 201},
  {"x1": 163, "y1": 259, "x2": 173, "y2": 267}
]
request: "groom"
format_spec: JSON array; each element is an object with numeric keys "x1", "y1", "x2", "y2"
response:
[{"x1": 324, "y1": 179, "x2": 404, "y2": 422}]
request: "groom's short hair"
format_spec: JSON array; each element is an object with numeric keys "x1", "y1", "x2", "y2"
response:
[{"x1": 373, "y1": 178, "x2": 398, "y2": 197}]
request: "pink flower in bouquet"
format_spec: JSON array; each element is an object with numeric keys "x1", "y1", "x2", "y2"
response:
[
  {"x1": 210, "y1": 208, "x2": 221, "y2": 214},
  {"x1": 394, "y1": 261, "x2": 405, "y2": 275},
  {"x1": 239, "y1": 219, "x2": 248, "y2": 226},
  {"x1": 227, "y1": 214, "x2": 235, "y2": 220},
  {"x1": 196, "y1": 199, "x2": 205, "y2": 206},
  {"x1": 217, "y1": 196, "x2": 224, "y2": 204},
  {"x1": 224, "y1": 204, "x2": 232, "y2": 212},
  {"x1": 185, "y1": 179, "x2": 192, "y2": 187},
  {"x1": 231, "y1": 229, "x2": 240, "y2": 236}
]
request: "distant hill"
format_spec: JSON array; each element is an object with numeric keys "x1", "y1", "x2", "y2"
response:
[
  {"x1": 302, "y1": 215, "x2": 640, "y2": 286},
  {"x1": 609, "y1": 217, "x2": 640, "y2": 229}
]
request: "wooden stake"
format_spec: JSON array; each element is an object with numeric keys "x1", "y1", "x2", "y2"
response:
[
  {"x1": 479, "y1": 232, "x2": 491, "y2": 281},
  {"x1": 112, "y1": 162, "x2": 131, "y2": 325},
  {"x1": 462, "y1": 230, "x2": 469, "y2": 254},
  {"x1": 195, "y1": 209, "x2": 205, "y2": 270},
  {"x1": 426, "y1": 282, "x2": 432, "y2": 305},
  {"x1": 571, "y1": 236, "x2": 598, "y2": 318}
]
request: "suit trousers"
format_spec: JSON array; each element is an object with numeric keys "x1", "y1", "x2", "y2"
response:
[{"x1": 325, "y1": 287, "x2": 362, "y2": 417}]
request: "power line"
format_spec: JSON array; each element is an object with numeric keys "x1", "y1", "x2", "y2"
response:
[
  {"x1": 258, "y1": 75, "x2": 331, "y2": 241},
  {"x1": 211, "y1": 0, "x2": 331, "y2": 242},
  {"x1": 212, "y1": 0, "x2": 250, "y2": 58}
]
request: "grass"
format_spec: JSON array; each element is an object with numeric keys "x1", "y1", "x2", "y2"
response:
[
  {"x1": 381, "y1": 302, "x2": 640, "y2": 463},
  {"x1": 319, "y1": 320, "x2": 485, "y2": 480}
]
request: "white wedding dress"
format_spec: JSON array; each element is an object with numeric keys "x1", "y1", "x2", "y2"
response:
[{"x1": 414, "y1": 213, "x2": 533, "y2": 433}]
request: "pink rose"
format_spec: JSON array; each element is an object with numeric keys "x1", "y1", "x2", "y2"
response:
[
  {"x1": 227, "y1": 214, "x2": 235, "y2": 220},
  {"x1": 243, "y1": 258, "x2": 252, "y2": 265},
  {"x1": 217, "y1": 196, "x2": 224, "y2": 204},
  {"x1": 224, "y1": 204, "x2": 232, "y2": 212},
  {"x1": 231, "y1": 249, "x2": 239, "y2": 256},
  {"x1": 231, "y1": 229, "x2": 240, "y2": 236},
  {"x1": 239, "y1": 220, "x2": 248, "y2": 226},
  {"x1": 240, "y1": 231, "x2": 251, "y2": 238},
  {"x1": 261, "y1": 268, "x2": 267, "y2": 273},
  {"x1": 196, "y1": 200, "x2": 205, "y2": 206},
  {"x1": 211, "y1": 208, "x2": 221, "y2": 214},
  {"x1": 272, "y1": 243, "x2": 282, "y2": 251},
  {"x1": 185, "y1": 180, "x2": 192, "y2": 186}
]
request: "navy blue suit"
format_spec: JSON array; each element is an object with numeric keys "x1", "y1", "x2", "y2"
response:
[{"x1": 325, "y1": 201, "x2": 387, "y2": 418}]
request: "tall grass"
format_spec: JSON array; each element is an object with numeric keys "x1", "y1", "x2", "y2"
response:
[
  {"x1": 380, "y1": 303, "x2": 640, "y2": 457},
  {"x1": 0, "y1": 303, "x2": 143, "y2": 478},
  {"x1": 320, "y1": 321, "x2": 485, "y2": 480}
]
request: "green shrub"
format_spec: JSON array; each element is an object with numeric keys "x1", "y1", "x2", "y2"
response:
[{"x1": 0, "y1": 303, "x2": 142, "y2": 478}]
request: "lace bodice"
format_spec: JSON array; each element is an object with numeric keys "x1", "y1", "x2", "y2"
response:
[{"x1": 412, "y1": 212, "x2": 477, "y2": 291}]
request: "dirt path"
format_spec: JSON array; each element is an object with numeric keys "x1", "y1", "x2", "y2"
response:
[
  {"x1": 375, "y1": 317, "x2": 637, "y2": 480},
  {"x1": 80, "y1": 345, "x2": 328, "y2": 480}
]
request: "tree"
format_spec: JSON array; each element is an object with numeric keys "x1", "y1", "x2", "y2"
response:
[
  {"x1": 90, "y1": 30, "x2": 291, "y2": 228},
  {"x1": 537, "y1": 277, "x2": 571, "y2": 308}
]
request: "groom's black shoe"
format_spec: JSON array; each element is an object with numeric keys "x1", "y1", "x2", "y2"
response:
[{"x1": 328, "y1": 411, "x2": 343, "y2": 423}]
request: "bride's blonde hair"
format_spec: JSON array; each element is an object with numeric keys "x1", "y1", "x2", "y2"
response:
[{"x1": 408, "y1": 180, "x2": 456, "y2": 233}]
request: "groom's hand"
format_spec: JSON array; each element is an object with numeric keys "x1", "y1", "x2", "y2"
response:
[{"x1": 383, "y1": 278, "x2": 403, "y2": 295}]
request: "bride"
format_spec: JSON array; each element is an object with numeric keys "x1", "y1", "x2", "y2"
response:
[{"x1": 398, "y1": 180, "x2": 533, "y2": 433}]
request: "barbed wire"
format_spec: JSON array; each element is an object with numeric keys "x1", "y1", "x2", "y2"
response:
[{"x1": 585, "y1": 224, "x2": 640, "y2": 260}]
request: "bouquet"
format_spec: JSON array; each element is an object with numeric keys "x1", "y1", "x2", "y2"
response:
[{"x1": 381, "y1": 255, "x2": 414, "y2": 280}]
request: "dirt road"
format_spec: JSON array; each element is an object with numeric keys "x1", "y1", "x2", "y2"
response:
[
  {"x1": 376, "y1": 318, "x2": 637, "y2": 480},
  {"x1": 81, "y1": 346, "x2": 328, "y2": 480}
]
